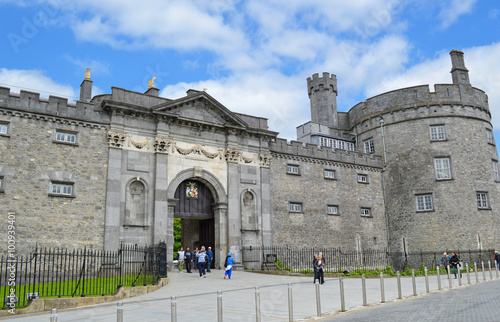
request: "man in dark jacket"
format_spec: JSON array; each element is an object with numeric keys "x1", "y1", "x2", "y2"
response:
[{"x1": 184, "y1": 247, "x2": 193, "y2": 273}]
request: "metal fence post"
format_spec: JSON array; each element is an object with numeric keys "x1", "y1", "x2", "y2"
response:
[
  {"x1": 488, "y1": 261, "x2": 493, "y2": 280},
  {"x1": 436, "y1": 266, "x2": 441, "y2": 290},
  {"x1": 117, "y1": 302, "x2": 123, "y2": 322},
  {"x1": 171, "y1": 296, "x2": 177, "y2": 322},
  {"x1": 397, "y1": 271, "x2": 402, "y2": 299},
  {"x1": 340, "y1": 276, "x2": 346, "y2": 312},
  {"x1": 380, "y1": 272, "x2": 385, "y2": 303},
  {"x1": 482, "y1": 262, "x2": 486, "y2": 281},
  {"x1": 287, "y1": 283, "x2": 293, "y2": 322},
  {"x1": 496, "y1": 261, "x2": 499, "y2": 280},
  {"x1": 315, "y1": 281, "x2": 321, "y2": 317},
  {"x1": 474, "y1": 262, "x2": 478, "y2": 283},
  {"x1": 255, "y1": 287, "x2": 261, "y2": 322},
  {"x1": 411, "y1": 269, "x2": 417, "y2": 296},
  {"x1": 458, "y1": 264, "x2": 462, "y2": 286},
  {"x1": 217, "y1": 291, "x2": 223, "y2": 322},
  {"x1": 424, "y1": 267, "x2": 429, "y2": 293},
  {"x1": 362, "y1": 275, "x2": 368, "y2": 305},
  {"x1": 466, "y1": 263, "x2": 471, "y2": 284},
  {"x1": 50, "y1": 308, "x2": 57, "y2": 322},
  {"x1": 447, "y1": 266, "x2": 452, "y2": 289}
]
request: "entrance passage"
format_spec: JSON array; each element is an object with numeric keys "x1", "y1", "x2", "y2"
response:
[{"x1": 174, "y1": 180, "x2": 215, "y2": 252}]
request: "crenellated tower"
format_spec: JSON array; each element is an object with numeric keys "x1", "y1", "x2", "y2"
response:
[{"x1": 307, "y1": 72, "x2": 338, "y2": 127}]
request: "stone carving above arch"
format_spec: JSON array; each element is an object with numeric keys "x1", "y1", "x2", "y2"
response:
[
  {"x1": 167, "y1": 168, "x2": 227, "y2": 204},
  {"x1": 108, "y1": 131, "x2": 126, "y2": 148}
]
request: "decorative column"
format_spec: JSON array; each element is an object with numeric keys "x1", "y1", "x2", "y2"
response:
[
  {"x1": 213, "y1": 202, "x2": 228, "y2": 269},
  {"x1": 166, "y1": 199, "x2": 178, "y2": 271}
]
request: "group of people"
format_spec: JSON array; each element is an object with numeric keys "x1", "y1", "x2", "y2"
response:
[
  {"x1": 177, "y1": 246, "x2": 214, "y2": 277},
  {"x1": 313, "y1": 252, "x2": 325, "y2": 284},
  {"x1": 440, "y1": 251, "x2": 462, "y2": 279},
  {"x1": 177, "y1": 246, "x2": 235, "y2": 279}
]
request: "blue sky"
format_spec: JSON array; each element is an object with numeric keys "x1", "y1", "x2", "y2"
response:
[{"x1": 0, "y1": 0, "x2": 499, "y2": 139}]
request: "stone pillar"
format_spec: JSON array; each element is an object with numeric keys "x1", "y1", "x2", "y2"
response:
[
  {"x1": 166, "y1": 199, "x2": 178, "y2": 271},
  {"x1": 260, "y1": 166, "x2": 273, "y2": 247},
  {"x1": 104, "y1": 147, "x2": 123, "y2": 251},
  {"x1": 213, "y1": 202, "x2": 228, "y2": 269}
]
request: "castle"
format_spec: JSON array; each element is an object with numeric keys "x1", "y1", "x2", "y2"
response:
[{"x1": 1, "y1": 50, "x2": 498, "y2": 270}]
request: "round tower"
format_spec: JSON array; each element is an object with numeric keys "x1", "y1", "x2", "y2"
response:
[
  {"x1": 348, "y1": 50, "x2": 500, "y2": 254},
  {"x1": 307, "y1": 72, "x2": 338, "y2": 127}
]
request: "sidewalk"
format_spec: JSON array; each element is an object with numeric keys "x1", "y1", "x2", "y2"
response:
[{"x1": 2, "y1": 268, "x2": 499, "y2": 321}]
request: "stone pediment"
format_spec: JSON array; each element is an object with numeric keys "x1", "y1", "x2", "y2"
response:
[{"x1": 152, "y1": 90, "x2": 247, "y2": 128}]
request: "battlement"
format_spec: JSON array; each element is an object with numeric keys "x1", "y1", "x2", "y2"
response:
[
  {"x1": 270, "y1": 138, "x2": 383, "y2": 169},
  {"x1": 307, "y1": 72, "x2": 337, "y2": 96},
  {"x1": 348, "y1": 83, "x2": 489, "y2": 126},
  {"x1": 111, "y1": 87, "x2": 170, "y2": 108},
  {"x1": 0, "y1": 86, "x2": 108, "y2": 124}
]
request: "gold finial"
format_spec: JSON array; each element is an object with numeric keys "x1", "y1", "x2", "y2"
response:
[
  {"x1": 148, "y1": 76, "x2": 156, "y2": 89},
  {"x1": 84, "y1": 68, "x2": 91, "y2": 80},
  {"x1": 203, "y1": 88, "x2": 207, "y2": 92}
]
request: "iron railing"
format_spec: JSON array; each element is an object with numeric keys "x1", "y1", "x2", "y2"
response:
[
  {"x1": 1, "y1": 243, "x2": 167, "y2": 310},
  {"x1": 242, "y1": 246, "x2": 496, "y2": 273}
]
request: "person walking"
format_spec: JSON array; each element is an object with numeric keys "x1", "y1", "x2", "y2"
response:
[
  {"x1": 495, "y1": 251, "x2": 500, "y2": 270},
  {"x1": 184, "y1": 247, "x2": 193, "y2": 273},
  {"x1": 193, "y1": 247, "x2": 199, "y2": 271},
  {"x1": 450, "y1": 252, "x2": 461, "y2": 279},
  {"x1": 440, "y1": 252, "x2": 451, "y2": 277},
  {"x1": 177, "y1": 247, "x2": 185, "y2": 273},
  {"x1": 224, "y1": 253, "x2": 235, "y2": 279},
  {"x1": 196, "y1": 246, "x2": 207, "y2": 278},
  {"x1": 313, "y1": 254, "x2": 318, "y2": 284},
  {"x1": 314, "y1": 252, "x2": 325, "y2": 284},
  {"x1": 206, "y1": 247, "x2": 213, "y2": 272}
]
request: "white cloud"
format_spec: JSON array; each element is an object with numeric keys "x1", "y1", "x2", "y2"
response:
[
  {"x1": 0, "y1": 68, "x2": 76, "y2": 100},
  {"x1": 438, "y1": 0, "x2": 478, "y2": 29}
]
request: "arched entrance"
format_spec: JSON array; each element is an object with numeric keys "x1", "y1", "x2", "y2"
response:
[{"x1": 173, "y1": 180, "x2": 215, "y2": 251}]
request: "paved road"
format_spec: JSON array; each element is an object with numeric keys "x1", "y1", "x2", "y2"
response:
[{"x1": 2, "y1": 268, "x2": 499, "y2": 321}]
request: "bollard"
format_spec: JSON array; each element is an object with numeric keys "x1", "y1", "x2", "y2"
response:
[
  {"x1": 50, "y1": 308, "x2": 57, "y2": 322},
  {"x1": 436, "y1": 266, "x2": 441, "y2": 290},
  {"x1": 315, "y1": 281, "x2": 321, "y2": 317},
  {"x1": 466, "y1": 263, "x2": 471, "y2": 284},
  {"x1": 424, "y1": 267, "x2": 429, "y2": 293},
  {"x1": 482, "y1": 262, "x2": 486, "y2": 281},
  {"x1": 411, "y1": 269, "x2": 417, "y2": 296},
  {"x1": 217, "y1": 291, "x2": 223, "y2": 322},
  {"x1": 458, "y1": 265, "x2": 462, "y2": 286},
  {"x1": 339, "y1": 276, "x2": 346, "y2": 312},
  {"x1": 255, "y1": 286, "x2": 261, "y2": 322},
  {"x1": 117, "y1": 302, "x2": 123, "y2": 322},
  {"x1": 488, "y1": 261, "x2": 493, "y2": 280},
  {"x1": 171, "y1": 296, "x2": 177, "y2": 322},
  {"x1": 380, "y1": 272, "x2": 385, "y2": 303},
  {"x1": 287, "y1": 283, "x2": 293, "y2": 322},
  {"x1": 447, "y1": 266, "x2": 452, "y2": 289},
  {"x1": 362, "y1": 275, "x2": 368, "y2": 306},
  {"x1": 496, "y1": 261, "x2": 499, "y2": 280},
  {"x1": 474, "y1": 262, "x2": 479, "y2": 283},
  {"x1": 397, "y1": 271, "x2": 402, "y2": 299}
]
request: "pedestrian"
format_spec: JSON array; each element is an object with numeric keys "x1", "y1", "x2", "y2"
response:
[
  {"x1": 495, "y1": 250, "x2": 500, "y2": 270},
  {"x1": 224, "y1": 253, "x2": 235, "y2": 279},
  {"x1": 177, "y1": 247, "x2": 185, "y2": 273},
  {"x1": 314, "y1": 252, "x2": 325, "y2": 284},
  {"x1": 184, "y1": 247, "x2": 193, "y2": 273},
  {"x1": 193, "y1": 247, "x2": 199, "y2": 271},
  {"x1": 450, "y1": 252, "x2": 461, "y2": 279},
  {"x1": 206, "y1": 247, "x2": 213, "y2": 272},
  {"x1": 440, "y1": 251, "x2": 450, "y2": 277},
  {"x1": 196, "y1": 246, "x2": 207, "y2": 278},
  {"x1": 313, "y1": 254, "x2": 318, "y2": 284}
]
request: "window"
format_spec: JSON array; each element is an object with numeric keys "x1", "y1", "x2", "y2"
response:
[
  {"x1": 430, "y1": 125, "x2": 446, "y2": 141},
  {"x1": 324, "y1": 170, "x2": 336, "y2": 179},
  {"x1": 0, "y1": 122, "x2": 9, "y2": 136},
  {"x1": 55, "y1": 130, "x2": 77, "y2": 144},
  {"x1": 434, "y1": 157, "x2": 452, "y2": 180},
  {"x1": 327, "y1": 205, "x2": 338, "y2": 215},
  {"x1": 286, "y1": 165, "x2": 299, "y2": 175},
  {"x1": 416, "y1": 194, "x2": 433, "y2": 211},
  {"x1": 0, "y1": 176, "x2": 4, "y2": 193},
  {"x1": 361, "y1": 208, "x2": 371, "y2": 217},
  {"x1": 318, "y1": 137, "x2": 356, "y2": 151},
  {"x1": 357, "y1": 174, "x2": 368, "y2": 183},
  {"x1": 476, "y1": 192, "x2": 489, "y2": 209},
  {"x1": 50, "y1": 182, "x2": 74, "y2": 197},
  {"x1": 363, "y1": 139, "x2": 374, "y2": 153},
  {"x1": 289, "y1": 203, "x2": 302, "y2": 213},
  {"x1": 486, "y1": 129, "x2": 494, "y2": 145},
  {"x1": 493, "y1": 161, "x2": 500, "y2": 182}
]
